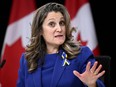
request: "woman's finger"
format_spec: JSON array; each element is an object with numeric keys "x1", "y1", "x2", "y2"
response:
[
  {"x1": 73, "y1": 70, "x2": 81, "y2": 78},
  {"x1": 94, "y1": 64, "x2": 102, "y2": 75},
  {"x1": 90, "y1": 61, "x2": 98, "y2": 73}
]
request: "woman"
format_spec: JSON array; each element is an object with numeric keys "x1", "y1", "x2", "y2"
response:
[{"x1": 17, "y1": 2, "x2": 105, "y2": 87}]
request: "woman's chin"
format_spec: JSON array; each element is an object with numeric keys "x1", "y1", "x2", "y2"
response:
[{"x1": 55, "y1": 41, "x2": 64, "y2": 45}]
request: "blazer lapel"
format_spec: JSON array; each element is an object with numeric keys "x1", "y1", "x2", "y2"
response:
[
  {"x1": 50, "y1": 53, "x2": 66, "y2": 87},
  {"x1": 32, "y1": 67, "x2": 42, "y2": 87}
]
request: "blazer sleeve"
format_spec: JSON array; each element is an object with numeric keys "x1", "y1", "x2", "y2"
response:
[
  {"x1": 16, "y1": 53, "x2": 26, "y2": 87},
  {"x1": 79, "y1": 46, "x2": 105, "y2": 87}
]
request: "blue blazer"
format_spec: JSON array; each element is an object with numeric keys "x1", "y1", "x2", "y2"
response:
[{"x1": 16, "y1": 46, "x2": 105, "y2": 87}]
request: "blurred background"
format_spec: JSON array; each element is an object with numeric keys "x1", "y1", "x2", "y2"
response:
[{"x1": 0, "y1": 0, "x2": 113, "y2": 87}]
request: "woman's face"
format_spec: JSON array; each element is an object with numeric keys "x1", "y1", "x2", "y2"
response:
[{"x1": 42, "y1": 11, "x2": 66, "y2": 48}]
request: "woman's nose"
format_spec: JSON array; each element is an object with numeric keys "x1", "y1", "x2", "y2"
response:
[{"x1": 56, "y1": 24, "x2": 62, "y2": 32}]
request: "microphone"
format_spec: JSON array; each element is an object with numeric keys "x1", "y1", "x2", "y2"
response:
[{"x1": 0, "y1": 59, "x2": 6, "y2": 69}]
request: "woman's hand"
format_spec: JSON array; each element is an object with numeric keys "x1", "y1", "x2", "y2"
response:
[{"x1": 73, "y1": 61, "x2": 105, "y2": 87}]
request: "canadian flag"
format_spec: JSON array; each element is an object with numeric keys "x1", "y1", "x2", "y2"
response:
[
  {"x1": 65, "y1": 0, "x2": 100, "y2": 56},
  {"x1": 0, "y1": 0, "x2": 36, "y2": 87}
]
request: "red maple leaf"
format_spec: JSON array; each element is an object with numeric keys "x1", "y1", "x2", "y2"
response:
[{"x1": 77, "y1": 32, "x2": 88, "y2": 46}]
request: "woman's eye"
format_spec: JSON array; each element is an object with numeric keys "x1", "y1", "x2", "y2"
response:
[
  {"x1": 49, "y1": 22, "x2": 55, "y2": 27},
  {"x1": 60, "y1": 21, "x2": 65, "y2": 26}
]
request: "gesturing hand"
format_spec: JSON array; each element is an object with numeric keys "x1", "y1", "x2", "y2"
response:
[{"x1": 73, "y1": 61, "x2": 105, "y2": 87}]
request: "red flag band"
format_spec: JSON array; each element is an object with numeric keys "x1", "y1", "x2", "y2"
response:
[
  {"x1": 65, "y1": 0, "x2": 100, "y2": 56},
  {"x1": 0, "y1": 0, "x2": 36, "y2": 87}
]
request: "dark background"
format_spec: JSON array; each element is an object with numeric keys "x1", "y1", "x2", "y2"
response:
[{"x1": 0, "y1": 0, "x2": 113, "y2": 85}]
